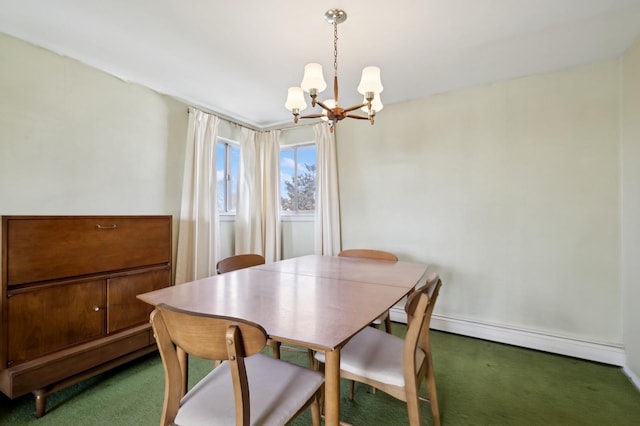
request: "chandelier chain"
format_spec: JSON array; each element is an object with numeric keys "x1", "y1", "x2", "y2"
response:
[{"x1": 333, "y1": 20, "x2": 338, "y2": 78}]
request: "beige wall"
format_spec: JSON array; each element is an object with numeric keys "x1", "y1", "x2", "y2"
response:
[
  {"x1": 0, "y1": 33, "x2": 188, "y2": 264},
  {"x1": 281, "y1": 219, "x2": 315, "y2": 259},
  {"x1": 2, "y1": 30, "x2": 637, "y2": 373},
  {"x1": 337, "y1": 60, "x2": 621, "y2": 345},
  {"x1": 622, "y1": 35, "x2": 640, "y2": 380}
]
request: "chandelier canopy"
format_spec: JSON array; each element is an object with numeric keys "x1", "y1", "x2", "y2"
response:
[{"x1": 285, "y1": 9, "x2": 383, "y2": 131}]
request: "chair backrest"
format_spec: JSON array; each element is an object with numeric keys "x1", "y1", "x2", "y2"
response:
[
  {"x1": 151, "y1": 304, "x2": 268, "y2": 425},
  {"x1": 216, "y1": 254, "x2": 266, "y2": 274},
  {"x1": 403, "y1": 274, "x2": 442, "y2": 370},
  {"x1": 338, "y1": 249, "x2": 398, "y2": 261}
]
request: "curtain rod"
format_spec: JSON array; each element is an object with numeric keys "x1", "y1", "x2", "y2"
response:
[
  {"x1": 187, "y1": 107, "x2": 260, "y2": 131},
  {"x1": 187, "y1": 107, "x2": 322, "y2": 133},
  {"x1": 265, "y1": 120, "x2": 322, "y2": 132}
]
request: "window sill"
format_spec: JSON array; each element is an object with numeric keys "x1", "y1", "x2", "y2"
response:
[
  {"x1": 218, "y1": 214, "x2": 315, "y2": 223},
  {"x1": 219, "y1": 214, "x2": 236, "y2": 222},
  {"x1": 281, "y1": 214, "x2": 315, "y2": 222}
]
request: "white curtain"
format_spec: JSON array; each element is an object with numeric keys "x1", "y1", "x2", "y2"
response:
[
  {"x1": 262, "y1": 131, "x2": 282, "y2": 262},
  {"x1": 236, "y1": 128, "x2": 281, "y2": 262},
  {"x1": 314, "y1": 123, "x2": 342, "y2": 255},
  {"x1": 174, "y1": 108, "x2": 221, "y2": 284}
]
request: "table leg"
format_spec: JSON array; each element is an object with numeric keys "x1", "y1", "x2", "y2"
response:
[{"x1": 324, "y1": 349, "x2": 341, "y2": 426}]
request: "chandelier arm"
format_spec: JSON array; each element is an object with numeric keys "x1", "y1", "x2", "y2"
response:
[
  {"x1": 345, "y1": 114, "x2": 371, "y2": 120},
  {"x1": 315, "y1": 100, "x2": 334, "y2": 112},
  {"x1": 299, "y1": 113, "x2": 325, "y2": 119},
  {"x1": 342, "y1": 102, "x2": 369, "y2": 113}
]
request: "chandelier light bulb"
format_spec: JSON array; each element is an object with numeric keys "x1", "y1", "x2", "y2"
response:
[
  {"x1": 300, "y1": 63, "x2": 327, "y2": 93},
  {"x1": 357, "y1": 66, "x2": 383, "y2": 95},
  {"x1": 361, "y1": 93, "x2": 383, "y2": 113},
  {"x1": 285, "y1": 87, "x2": 307, "y2": 111}
]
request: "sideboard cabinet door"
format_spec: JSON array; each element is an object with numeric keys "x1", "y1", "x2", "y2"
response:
[
  {"x1": 7, "y1": 279, "x2": 106, "y2": 366},
  {"x1": 107, "y1": 268, "x2": 171, "y2": 334}
]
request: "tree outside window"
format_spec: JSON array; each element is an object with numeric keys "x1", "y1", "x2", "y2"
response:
[{"x1": 280, "y1": 144, "x2": 316, "y2": 213}]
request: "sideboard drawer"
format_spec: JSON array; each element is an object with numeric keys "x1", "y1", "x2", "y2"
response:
[{"x1": 5, "y1": 216, "x2": 171, "y2": 286}]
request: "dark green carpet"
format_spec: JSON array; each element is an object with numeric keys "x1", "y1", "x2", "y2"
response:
[{"x1": 1, "y1": 324, "x2": 639, "y2": 425}]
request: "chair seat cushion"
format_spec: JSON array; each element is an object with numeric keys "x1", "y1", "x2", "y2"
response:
[
  {"x1": 315, "y1": 326, "x2": 425, "y2": 387},
  {"x1": 175, "y1": 353, "x2": 323, "y2": 426}
]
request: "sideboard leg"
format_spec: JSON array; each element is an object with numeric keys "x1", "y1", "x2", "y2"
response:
[{"x1": 33, "y1": 389, "x2": 47, "y2": 418}]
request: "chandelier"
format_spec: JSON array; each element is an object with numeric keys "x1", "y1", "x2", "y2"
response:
[{"x1": 285, "y1": 8, "x2": 383, "y2": 131}]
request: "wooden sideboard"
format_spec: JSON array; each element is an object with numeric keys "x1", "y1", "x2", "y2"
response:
[{"x1": 0, "y1": 215, "x2": 172, "y2": 417}]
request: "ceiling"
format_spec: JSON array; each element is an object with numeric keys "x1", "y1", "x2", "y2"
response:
[{"x1": 2, "y1": 0, "x2": 640, "y2": 129}]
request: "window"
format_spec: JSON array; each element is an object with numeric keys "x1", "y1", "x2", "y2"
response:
[
  {"x1": 216, "y1": 138, "x2": 240, "y2": 213},
  {"x1": 280, "y1": 144, "x2": 316, "y2": 214}
]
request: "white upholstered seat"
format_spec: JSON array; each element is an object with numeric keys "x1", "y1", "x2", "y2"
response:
[
  {"x1": 151, "y1": 304, "x2": 323, "y2": 426},
  {"x1": 314, "y1": 273, "x2": 442, "y2": 426},
  {"x1": 175, "y1": 353, "x2": 323, "y2": 425},
  {"x1": 315, "y1": 327, "x2": 425, "y2": 388}
]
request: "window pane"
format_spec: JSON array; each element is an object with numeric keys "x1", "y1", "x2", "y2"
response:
[
  {"x1": 279, "y1": 144, "x2": 316, "y2": 214},
  {"x1": 296, "y1": 146, "x2": 316, "y2": 212},
  {"x1": 216, "y1": 143, "x2": 226, "y2": 212},
  {"x1": 280, "y1": 149, "x2": 296, "y2": 212},
  {"x1": 229, "y1": 145, "x2": 240, "y2": 212},
  {"x1": 216, "y1": 139, "x2": 239, "y2": 214}
]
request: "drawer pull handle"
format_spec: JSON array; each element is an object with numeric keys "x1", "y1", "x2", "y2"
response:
[
  {"x1": 96, "y1": 224, "x2": 117, "y2": 229},
  {"x1": 93, "y1": 306, "x2": 101, "y2": 312}
]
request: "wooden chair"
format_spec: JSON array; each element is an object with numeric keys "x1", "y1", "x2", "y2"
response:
[
  {"x1": 314, "y1": 274, "x2": 443, "y2": 426},
  {"x1": 151, "y1": 304, "x2": 323, "y2": 426},
  {"x1": 215, "y1": 253, "x2": 283, "y2": 358},
  {"x1": 337, "y1": 248, "x2": 398, "y2": 262},
  {"x1": 338, "y1": 249, "x2": 398, "y2": 333},
  {"x1": 216, "y1": 253, "x2": 265, "y2": 274}
]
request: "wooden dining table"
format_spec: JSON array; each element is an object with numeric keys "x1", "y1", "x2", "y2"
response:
[{"x1": 137, "y1": 254, "x2": 428, "y2": 426}]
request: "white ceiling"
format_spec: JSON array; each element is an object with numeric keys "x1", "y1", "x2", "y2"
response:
[{"x1": 2, "y1": 0, "x2": 640, "y2": 129}]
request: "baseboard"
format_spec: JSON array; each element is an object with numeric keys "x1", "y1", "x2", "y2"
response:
[
  {"x1": 623, "y1": 365, "x2": 640, "y2": 389},
  {"x1": 389, "y1": 307, "x2": 625, "y2": 366}
]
